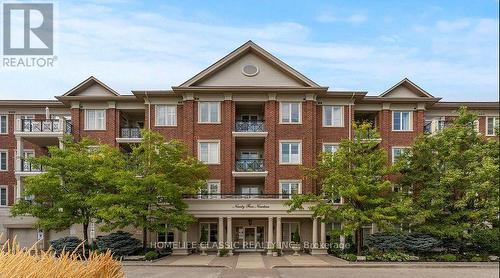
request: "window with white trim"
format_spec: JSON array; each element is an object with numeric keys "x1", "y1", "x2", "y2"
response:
[
  {"x1": 322, "y1": 143, "x2": 339, "y2": 154},
  {"x1": 84, "y1": 109, "x2": 106, "y2": 130},
  {"x1": 200, "y1": 222, "x2": 218, "y2": 243},
  {"x1": 155, "y1": 105, "x2": 177, "y2": 126},
  {"x1": 0, "y1": 187, "x2": 7, "y2": 206},
  {"x1": 486, "y1": 117, "x2": 499, "y2": 136},
  {"x1": 198, "y1": 141, "x2": 220, "y2": 164},
  {"x1": 392, "y1": 147, "x2": 410, "y2": 164},
  {"x1": 282, "y1": 222, "x2": 300, "y2": 243},
  {"x1": 325, "y1": 222, "x2": 342, "y2": 243},
  {"x1": 280, "y1": 102, "x2": 301, "y2": 124},
  {"x1": 0, "y1": 115, "x2": 7, "y2": 134},
  {"x1": 0, "y1": 151, "x2": 7, "y2": 171},
  {"x1": 199, "y1": 181, "x2": 220, "y2": 199},
  {"x1": 323, "y1": 106, "x2": 343, "y2": 127},
  {"x1": 280, "y1": 141, "x2": 301, "y2": 164},
  {"x1": 392, "y1": 111, "x2": 412, "y2": 131},
  {"x1": 279, "y1": 181, "x2": 301, "y2": 199},
  {"x1": 198, "y1": 102, "x2": 220, "y2": 123}
]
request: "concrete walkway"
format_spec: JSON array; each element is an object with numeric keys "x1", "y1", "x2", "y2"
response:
[
  {"x1": 284, "y1": 254, "x2": 330, "y2": 267},
  {"x1": 169, "y1": 254, "x2": 216, "y2": 266},
  {"x1": 235, "y1": 253, "x2": 265, "y2": 269}
]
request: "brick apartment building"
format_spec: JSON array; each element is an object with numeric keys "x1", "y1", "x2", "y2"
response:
[{"x1": 0, "y1": 41, "x2": 498, "y2": 255}]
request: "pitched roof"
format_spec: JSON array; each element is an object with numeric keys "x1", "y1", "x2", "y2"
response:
[
  {"x1": 380, "y1": 78, "x2": 434, "y2": 98},
  {"x1": 61, "y1": 76, "x2": 120, "y2": 97},
  {"x1": 178, "y1": 40, "x2": 321, "y2": 88}
]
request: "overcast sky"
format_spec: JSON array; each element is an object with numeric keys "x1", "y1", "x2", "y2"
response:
[{"x1": 0, "y1": 0, "x2": 498, "y2": 101}]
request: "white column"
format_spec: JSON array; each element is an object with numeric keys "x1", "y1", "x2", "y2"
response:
[
  {"x1": 267, "y1": 217, "x2": 274, "y2": 255},
  {"x1": 16, "y1": 137, "x2": 23, "y2": 172},
  {"x1": 181, "y1": 230, "x2": 187, "y2": 249},
  {"x1": 16, "y1": 178, "x2": 22, "y2": 200},
  {"x1": 276, "y1": 217, "x2": 282, "y2": 249},
  {"x1": 218, "y1": 217, "x2": 224, "y2": 251},
  {"x1": 226, "y1": 217, "x2": 233, "y2": 255},
  {"x1": 320, "y1": 220, "x2": 326, "y2": 249},
  {"x1": 312, "y1": 218, "x2": 318, "y2": 248},
  {"x1": 58, "y1": 137, "x2": 64, "y2": 149}
]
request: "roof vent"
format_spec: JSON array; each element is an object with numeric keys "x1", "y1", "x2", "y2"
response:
[{"x1": 242, "y1": 64, "x2": 259, "y2": 77}]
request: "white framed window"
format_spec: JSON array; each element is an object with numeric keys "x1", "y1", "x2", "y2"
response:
[
  {"x1": 199, "y1": 180, "x2": 220, "y2": 199},
  {"x1": 322, "y1": 106, "x2": 344, "y2": 127},
  {"x1": 0, "y1": 186, "x2": 7, "y2": 206},
  {"x1": 155, "y1": 105, "x2": 177, "y2": 126},
  {"x1": 486, "y1": 117, "x2": 499, "y2": 136},
  {"x1": 279, "y1": 180, "x2": 301, "y2": 199},
  {"x1": 392, "y1": 147, "x2": 410, "y2": 164},
  {"x1": 0, "y1": 115, "x2": 7, "y2": 134},
  {"x1": 198, "y1": 140, "x2": 220, "y2": 164},
  {"x1": 282, "y1": 222, "x2": 300, "y2": 243},
  {"x1": 279, "y1": 141, "x2": 302, "y2": 164},
  {"x1": 200, "y1": 222, "x2": 218, "y2": 243},
  {"x1": 198, "y1": 102, "x2": 220, "y2": 123},
  {"x1": 84, "y1": 109, "x2": 106, "y2": 130},
  {"x1": 392, "y1": 111, "x2": 412, "y2": 131},
  {"x1": 0, "y1": 150, "x2": 7, "y2": 171},
  {"x1": 322, "y1": 143, "x2": 339, "y2": 154},
  {"x1": 280, "y1": 102, "x2": 301, "y2": 124}
]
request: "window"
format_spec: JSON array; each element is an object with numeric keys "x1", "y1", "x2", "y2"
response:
[
  {"x1": 84, "y1": 109, "x2": 106, "y2": 130},
  {"x1": 282, "y1": 222, "x2": 300, "y2": 243},
  {"x1": 392, "y1": 147, "x2": 409, "y2": 164},
  {"x1": 486, "y1": 117, "x2": 499, "y2": 136},
  {"x1": 199, "y1": 181, "x2": 220, "y2": 199},
  {"x1": 155, "y1": 105, "x2": 177, "y2": 126},
  {"x1": 0, "y1": 115, "x2": 7, "y2": 134},
  {"x1": 280, "y1": 181, "x2": 301, "y2": 199},
  {"x1": 392, "y1": 111, "x2": 412, "y2": 131},
  {"x1": 280, "y1": 102, "x2": 301, "y2": 124},
  {"x1": 198, "y1": 141, "x2": 220, "y2": 164},
  {"x1": 198, "y1": 102, "x2": 220, "y2": 123},
  {"x1": 280, "y1": 141, "x2": 301, "y2": 164},
  {"x1": 326, "y1": 222, "x2": 342, "y2": 243},
  {"x1": 323, "y1": 106, "x2": 344, "y2": 127},
  {"x1": 0, "y1": 187, "x2": 6, "y2": 206},
  {"x1": 200, "y1": 223, "x2": 218, "y2": 243},
  {"x1": 322, "y1": 143, "x2": 339, "y2": 154},
  {"x1": 0, "y1": 151, "x2": 7, "y2": 171}
]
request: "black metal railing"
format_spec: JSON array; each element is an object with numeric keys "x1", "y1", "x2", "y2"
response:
[
  {"x1": 234, "y1": 121, "x2": 265, "y2": 132},
  {"x1": 120, "y1": 127, "x2": 141, "y2": 138},
  {"x1": 183, "y1": 193, "x2": 299, "y2": 199},
  {"x1": 20, "y1": 158, "x2": 42, "y2": 172},
  {"x1": 235, "y1": 159, "x2": 265, "y2": 172},
  {"x1": 424, "y1": 120, "x2": 451, "y2": 134},
  {"x1": 20, "y1": 119, "x2": 72, "y2": 134},
  {"x1": 424, "y1": 121, "x2": 432, "y2": 133}
]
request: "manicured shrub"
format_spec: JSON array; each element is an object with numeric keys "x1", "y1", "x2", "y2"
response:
[
  {"x1": 365, "y1": 234, "x2": 403, "y2": 251},
  {"x1": 340, "y1": 253, "x2": 357, "y2": 261},
  {"x1": 49, "y1": 236, "x2": 84, "y2": 256},
  {"x1": 379, "y1": 251, "x2": 411, "y2": 262},
  {"x1": 95, "y1": 231, "x2": 142, "y2": 257},
  {"x1": 218, "y1": 248, "x2": 229, "y2": 257},
  {"x1": 438, "y1": 254, "x2": 457, "y2": 262},
  {"x1": 144, "y1": 251, "x2": 159, "y2": 261},
  {"x1": 365, "y1": 233, "x2": 441, "y2": 254},
  {"x1": 470, "y1": 256, "x2": 484, "y2": 262}
]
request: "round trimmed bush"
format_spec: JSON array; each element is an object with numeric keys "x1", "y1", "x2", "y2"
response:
[
  {"x1": 49, "y1": 236, "x2": 84, "y2": 256},
  {"x1": 95, "y1": 231, "x2": 141, "y2": 257},
  {"x1": 438, "y1": 254, "x2": 457, "y2": 262},
  {"x1": 144, "y1": 251, "x2": 159, "y2": 261}
]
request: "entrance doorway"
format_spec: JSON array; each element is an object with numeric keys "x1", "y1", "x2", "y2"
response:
[
  {"x1": 235, "y1": 225, "x2": 265, "y2": 251},
  {"x1": 244, "y1": 227, "x2": 256, "y2": 249}
]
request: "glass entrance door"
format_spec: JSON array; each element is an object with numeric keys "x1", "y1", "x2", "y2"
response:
[{"x1": 243, "y1": 227, "x2": 257, "y2": 249}]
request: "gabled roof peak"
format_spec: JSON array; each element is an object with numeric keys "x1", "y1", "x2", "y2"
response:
[
  {"x1": 61, "y1": 76, "x2": 119, "y2": 97},
  {"x1": 380, "y1": 78, "x2": 434, "y2": 98}
]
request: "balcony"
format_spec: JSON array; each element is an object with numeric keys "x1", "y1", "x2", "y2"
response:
[
  {"x1": 15, "y1": 159, "x2": 44, "y2": 177},
  {"x1": 233, "y1": 121, "x2": 267, "y2": 137},
  {"x1": 184, "y1": 193, "x2": 293, "y2": 199},
  {"x1": 116, "y1": 127, "x2": 142, "y2": 143},
  {"x1": 233, "y1": 159, "x2": 267, "y2": 177},
  {"x1": 424, "y1": 120, "x2": 451, "y2": 134},
  {"x1": 16, "y1": 119, "x2": 72, "y2": 135}
]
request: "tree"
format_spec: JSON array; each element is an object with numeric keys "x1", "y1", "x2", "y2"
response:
[
  {"x1": 397, "y1": 107, "x2": 499, "y2": 241},
  {"x1": 288, "y1": 123, "x2": 409, "y2": 255},
  {"x1": 11, "y1": 136, "x2": 111, "y2": 242},
  {"x1": 91, "y1": 130, "x2": 209, "y2": 248}
]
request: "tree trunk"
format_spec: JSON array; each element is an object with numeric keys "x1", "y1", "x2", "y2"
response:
[
  {"x1": 83, "y1": 222, "x2": 89, "y2": 243},
  {"x1": 142, "y1": 227, "x2": 147, "y2": 249},
  {"x1": 356, "y1": 228, "x2": 363, "y2": 256}
]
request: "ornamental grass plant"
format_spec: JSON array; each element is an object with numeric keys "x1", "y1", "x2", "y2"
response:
[{"x1": 0, "y1": 235, "x2": 123, "y2": 278}]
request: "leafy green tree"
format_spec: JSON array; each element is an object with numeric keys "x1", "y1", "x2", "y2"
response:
[
  {"x1": 397, "y1": 107, "x2": 499, "y2": 242},
  {"x1": 288, "y1": 123, "x2": 409, "y2": 255},
  {"x1": 91, "y1": 130, "x2": 209, "y2": 248},
  {"x1": 11, "y1": 136, "x2": 111, "y2": 242}
]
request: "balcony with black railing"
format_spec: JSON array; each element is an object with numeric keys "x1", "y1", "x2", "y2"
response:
[
  {"x1": 18, "y1": 119, "x2": 72, "y2": 134},
  {"x1": 20, "y1": 159, "x2": 43, "y2": 173},
  {"x1": 183, "y1": 193, "x2": 296, "y2": 199},
  {"x1": 120, "y1": 127, "x2": 141, "y2": 138},
  {"x1": 235, "y1": 159, "x2": 265, "y2": 172},
  {"x1": 234, "y1": 121, "x2": 265, "y2": 133}
]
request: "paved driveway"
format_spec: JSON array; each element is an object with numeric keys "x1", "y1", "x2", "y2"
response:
[{"x1": 123, "y1": 266, "x2": 499, "y2": 278}]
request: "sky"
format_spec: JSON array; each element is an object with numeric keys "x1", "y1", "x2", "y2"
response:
[{"x1": 0, "y1": 0, "x2": 499, "y2": 101}]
